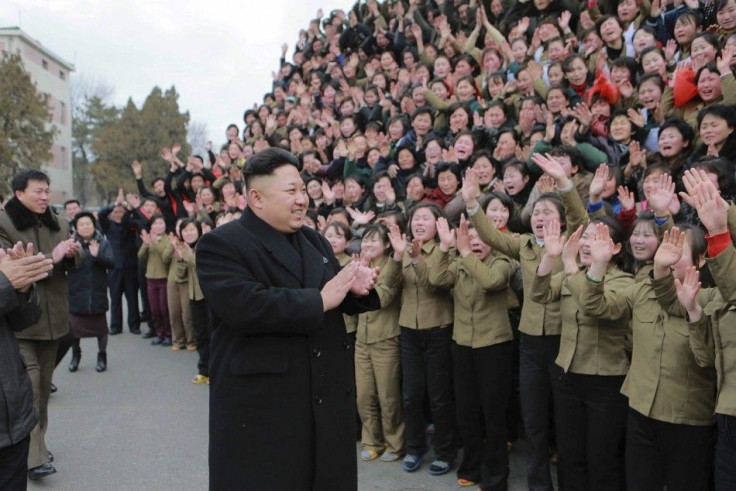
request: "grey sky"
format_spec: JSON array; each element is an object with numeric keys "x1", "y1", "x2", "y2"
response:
[{"x1": 0, "y1": 0, "x2": 355, "y2": 146}]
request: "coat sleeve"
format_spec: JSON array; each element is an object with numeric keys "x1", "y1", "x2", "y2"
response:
[
  {"x1": 195, "y1": 230, "x2": 325, "y2": 334},
  {"x1": 92, "y1": 239, "x2": 116, "y2": 270},
  {"x1": 0, "y1": 273, "x2": 41, "y2": 332},
  {"x1": 530, "y1": 270, "x2": 563, "y2": 304}
]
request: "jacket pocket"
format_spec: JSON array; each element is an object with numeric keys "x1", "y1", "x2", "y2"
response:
[{"x1": 229, "y1": 352, "x2": 289, "y2": 375}]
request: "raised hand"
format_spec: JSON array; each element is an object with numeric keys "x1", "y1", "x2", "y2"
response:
[
  {"x1": 589, "y1": 165, "x2": 610, "y2": 201},
  {"x1": 350, "y1": 254, "x2": 379, "y2": 296},
  {"x1": 627, "y1": 108, "x2": 645, "y2": 129},
  {"x1": 140, "y1": 229, "x2": 151, "y2": 245},
  {"x1": 131, "y1": 160, "x2": 142, "y2": 179},
  {"x1": 589, "y1": 223, "x2": 615, "y2": 268},
  {"x1": 161, "y1": 147, "x2": 173, "y2": 162},
  {"x1": 628, "y1": 141, "x2": 646, "y2": 170},
  {"x1": 455, "y1": 214, "x2": 472, "y2": 257},
  {"x1": 654, "y1": 227, "x2": 685, "y2": 275},
  {"x1": 531, "y1": 153, "x2": 570, "y2": 187},
  {"x1": 388, "y1": 224, "x2": 407, "y2": 260},
  {"x1": 572, "y1": 103, "x2": 593, "y2": 129},
  {"x1": 648, "y1": 173, "x2": 676, "y2": 216},
  {"x1": 543, "y1": 219, "x2": 565, "y2": 259},
  {"x1": 51, "y1": 238, "x2": 78, "y2": 264},
  {"x1": 88, "y1": 240, "x2": 99, "y2": 257},
  {"x1": 685, "y1": 177, "x2": 728, "y2": 235},
  {"x1": 674, "y1": 266, "x2": 702, "y2": 318},
  {"x1": 617, "y1": 186, "x2": 636, "y2": 211},
  {"x1": 537, "y1": 175, "x2": 557, "y2": 194},
  {"x1": 407, "y1": 238, "x2": 423, "y2": 264},
  {"x1": 461, "y1": 168, "x2": 482, "y2": 207},
  {"x1": 436, "y1": 217, "x2": 456, "y2": 252},
  {"x1": 562, "y1": 224, "x2": 584, "y2": 273}
]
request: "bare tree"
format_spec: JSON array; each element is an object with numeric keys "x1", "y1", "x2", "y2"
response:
[{"x1": 187, "y1": 120, "x2": 209, "y2": 158}]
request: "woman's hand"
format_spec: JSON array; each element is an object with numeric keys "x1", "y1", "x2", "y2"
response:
[
  {"x1": 675, "y1": 266, "x2": 702, "y2": 321},
  {"x1": 436, "y1": 217, "x2": 456, "y2": 252},
  {"x1": 653, "y1": 227, "x2": 685, "y2": 278}
]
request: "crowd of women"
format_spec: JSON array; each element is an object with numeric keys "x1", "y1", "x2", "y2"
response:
[{"x1": 98, "y1": 0, "x2": 736, "y2": 488}]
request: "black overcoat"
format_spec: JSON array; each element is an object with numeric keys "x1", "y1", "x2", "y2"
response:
[{"x1": 196, "y1": 209, "x2": 379, "y2": 491}]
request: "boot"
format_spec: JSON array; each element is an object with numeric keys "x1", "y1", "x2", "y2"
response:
[
  {"x1": 68, "y1": 349, "x2": 81, "y2": 372},
  {"x1": 96, "y1": 352, "x2": 107, "y2": 373}
]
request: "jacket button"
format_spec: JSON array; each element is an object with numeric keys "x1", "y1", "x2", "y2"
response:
[
  {"x1": 314, "y1": 396, "x2": 323, "y2": 405},
  {"x1": 343, "y1": 342, "x2": 351, "y2": 351},
  {"x1": 313, "y1": 348, "x2": 321, "y2": 358},
  {"x1": 346, "y1": 387, "x2": 353, "y2": 395}
]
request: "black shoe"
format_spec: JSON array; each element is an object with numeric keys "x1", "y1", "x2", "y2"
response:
[
  {"x1": 130, "y1": 328, "x2": 141, "y2": 335},
  {"x1": 109, "y1": 329, "x2": 122, "y2": 335},
  {"x1": 28, "y1": 463, "x2": 56, "y2": 480},
  {"x1": 68, "y1": 349, "x2": 81, "y2": 372},
  {"x1": 151, "y1": 338, "x2": 164, "y2": 346},
  {"x1": 161, "y1": 338, "x2": 172, "y2": 347},
  {"x1": 142, "y1": 330, "x2": 156, "y2": 339},
  {"x1": 96, "y1": 352, "x2": 107, "y2": 372},
  {"x1": 50, "y1": 383, "x2": 57, "y2": 394}
]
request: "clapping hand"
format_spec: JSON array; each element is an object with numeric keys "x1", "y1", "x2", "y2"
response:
[
  {"x1": 461, "y1": 168, "x2": 482, "y2": 207},
  {"x1": 51, "y1": 238, "x2": 80, "y2": 264},
  {"x1": 542, "y1": 219, "x2": 565, "y2": 259},
  {"x1": 388, "y1": 224, "x2": 407, "y2": 261},
  {"x1": 436, "y1": 217, "x2": 456, "y2": 252},
  {"x1": 589, "y1": 165, "x2": 610, "y2": 202},
  {"x1": 680, "y1": 172, "x2": 728, "y2": 235},
  {"x1": 455, "y1": 214, "x2": 472, "y2": 257},
  {"x1": 618, "y1": 186, "x2": 636, "y2": 212},
  {"x1": 648, "y1": 173, "x2": 676, "y2": 217},
  {"x1": 350, "y1": 253, "x2": 380, "y2": 296},
  {"x1": 0, "y1": 246, "x2": 53, "y2": 292},
  {"x1": 140, "y1": 230, "x2": 151, "y2": 245},
  {"x1": 675, "y1": 266, "x2": 702, "y2": 320},
  {"x1": 562, "y1": 225, "x2": 584, "y2": 274}
]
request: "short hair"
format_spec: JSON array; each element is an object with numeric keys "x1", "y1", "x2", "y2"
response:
[
  {"x1": 243, "y1": 148, "x2": 302, "y2": 190},
  {"x1": 697, "y1": 104, "x2": 736, "y2": 130},
  {"x1": 64, "y1": 199, "x2": 81, "y2": 209},
  {"x1": 12, "y1": 169, "x2": 50, "y2": 193},
  {"x1": 72, "y1": 210, "x2": 96, "y2": 230}
]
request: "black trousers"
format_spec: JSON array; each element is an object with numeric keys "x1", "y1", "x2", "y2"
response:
[
  {"x1": 190, "y1": 299, "x2": 211, "y2": 377},
  {"x1": 715, "y1": 414, "x2": 736, "y2": 491},
  {"x1": 554, "y1": 372, "x2": 627, "y2": 491},
  {"x1": 0, "y1": 435, "x2": 29, "y2": 490},
  {"x1": 137, "y1": 259, "x2": 151, "y2": 323},
  {"x1": 506, "y1": 309, "x2": 522, "y2": 443},
  {"x1": 519, "y1": 333, "x2": 561, "y2": 491},
  {"x1": 401, "y1": 326, "x2": 456, "y2": 461},
  {"x1": 453, "y1": 341, "x2": 512, "y2": 491},
  {"x1": 54, "y1": 330, "x2": 75, "y2": 368},
  {"x1": 626, "y1": 408, "x2": 714, "y2": 491},
  {"x1": 108, "y1": 267, "x2": 140, "y2": 332}
]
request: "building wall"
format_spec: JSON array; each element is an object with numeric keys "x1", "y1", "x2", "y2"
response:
[{"x1": 0, "y1": 30, "x2": 73, "y2": 204}]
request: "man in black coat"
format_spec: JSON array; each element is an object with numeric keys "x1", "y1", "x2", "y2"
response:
[
  {"x1": 0, "y1": 243, "x2": 53, "y2": 489},
  {"x1": 197, "y1": 148, "x2": 380, "y2": 491}
]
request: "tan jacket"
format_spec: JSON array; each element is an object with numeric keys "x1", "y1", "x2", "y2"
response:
[
  {"x1": 532, "y1": 268, "x2": 633, "y2": 375},
  {"x1": 164, "y1": 242, "x2": 188, "y2": 284},
  {"x1": 469, "y1": 185, "x2": 588, "y2": 336},
  {"x1": 398, "y1": 240, "x2": 454, "y2": 329},
  {"x1": 138, "y1": 237, "x2": 170, "y2": 280},
  {"x1": 580, "y1": 274, "x2": 716, "y2": 426},
  {"x1": 427, "y1": 249, "x2": 514, "y2": 348},
  {"x1": 356, "y1": 257, "x2": 401, "y2": 344},
  {"x1": 695, "y1": 243, "x2": 736, "y2": 416},
  {"x1": 175, "y1": 248, "x2": 204, "y2": 301}
]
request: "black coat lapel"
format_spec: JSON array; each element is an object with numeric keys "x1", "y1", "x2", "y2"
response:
[
  {"x1": 298, "y1": 230, "x2": 329, "y2": 289},
  {"x1": 240, "y1": 210, "x2": 303, "y2": 285}
]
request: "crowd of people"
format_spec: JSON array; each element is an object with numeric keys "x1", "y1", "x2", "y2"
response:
[{"x1": 4, "y1": 0, "x2": 736, "y2": 488}]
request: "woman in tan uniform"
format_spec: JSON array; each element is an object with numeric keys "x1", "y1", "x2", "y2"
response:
[
  {"x1": 532, "y1": 217, "x2": 634, "y2": 490},
  {"x1": 389, "y1": 203, "x2": 456, "y2": 476},
  {"x1": 579, "y1": 225, "x2": 716, "y2": 491},
  {"x1": 429, "y1": 215, "x2": 516, "y2": 489}
]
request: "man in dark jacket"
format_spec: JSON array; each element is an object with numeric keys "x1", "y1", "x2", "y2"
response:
[
  {"x1": 99, "y1": 198, "x2": 140, "y2": 335},
  {"x1": 0, "y1": 170, "x2": 82, "y2": 480},
  {"x1": 0, "y1": 243, "x2": 53, "y2": 489},
  {"x1": 197, "y1": 148, "x2": 380, "y2": 490}
]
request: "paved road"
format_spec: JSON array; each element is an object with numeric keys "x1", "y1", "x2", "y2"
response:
[{"x1": 30, "y1": 328, "x2": 553, "y2": 490}]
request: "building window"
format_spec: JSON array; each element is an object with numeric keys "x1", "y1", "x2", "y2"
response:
[
  {"x1": 61, "y1": 147, "x2": 67, "y2": 169},
  {"x1": 60, "y1": 70, "x2": 65, "y2": 80},
  {"x1": 42, "y1": 59, "x2": 48, "y2": 70},
  {"x1": 60, "y1": 101, "x2": 66, "y2": 125}
]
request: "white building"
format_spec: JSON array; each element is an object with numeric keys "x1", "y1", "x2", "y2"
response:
[{"x1": 0, "y1": 26, "x2": 74, "y2": 203}]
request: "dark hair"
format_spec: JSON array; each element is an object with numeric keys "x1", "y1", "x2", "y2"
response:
[
  {"x1": 447, "y1": 102, "x2": 472, "y2": 124},
  {"x1": 361, "y1": 223, "x2": 392, "y2": 254},
  {"x1": 407, "y1": 202, "x2": 444, "y2": 240},
  {"x1": 533, "y1": 192, "x2": 566, "y2": 229},
  {"x1": 480, "y1": 191, "x2": 523, "y2": 231},
  {"x1": 639, "y1": 46, "x2": 666, "y2": 68},
  {"x1": 435, "y1": 162, "x2": 461, "y2": 182},
  {"x1": 596, "y1": 15, "x2": 622, "y2": 38},
  {"x1": 323, "y1": 221, "x2": 353, "y2": 241},
  {"x1": 178, "y1": 217, "x2": 202, "y2": 246},
  {"x1": 149, "y1": 213, "x2": 165, "y2": 228},
  {"x1": 638, "y1": 72, "x2": 666, "y2": 92},
  {"x1": 12, "y1": 169, "x2": 50, "y2": 192},
  {"x1": 676, "y1": 9, "x2": 704, "y2": 29},
  {"x1": 659, "y1": 118, "x2": 695, "y2": 148},
  {"x1": 226, "y1": 123, "x2": 239, "y2": 134},
  {"x1": 548, "y1": 145, "x2": 586, "y2": 174},
  {"x1": 411, "y1": 106, "x2": 435, "y2": 125},
  {"x1": 72, "y1": 210, "x2": 96, "y2": 230},
  {"x1": 716, "y1": 0, "x2": 736, "y2": 12},
  {"x1": 697, "y1": 103, "x2": 736, "y2": 129},
  {"x1": 611, "y1": 57, "x2": 639, "y2": 82},
  {"x1": 327, "y1": 207, "x2": 352, "y2": 225},
  {"x1": 64, "y1": 199, "x2": 81, "y2": 209},
  {"x1": 453, "y1": 53, "x2": 480, "y2": 76},
  {"x1": 243, "y1": 148, "x2": 301, "y2": 190}
]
